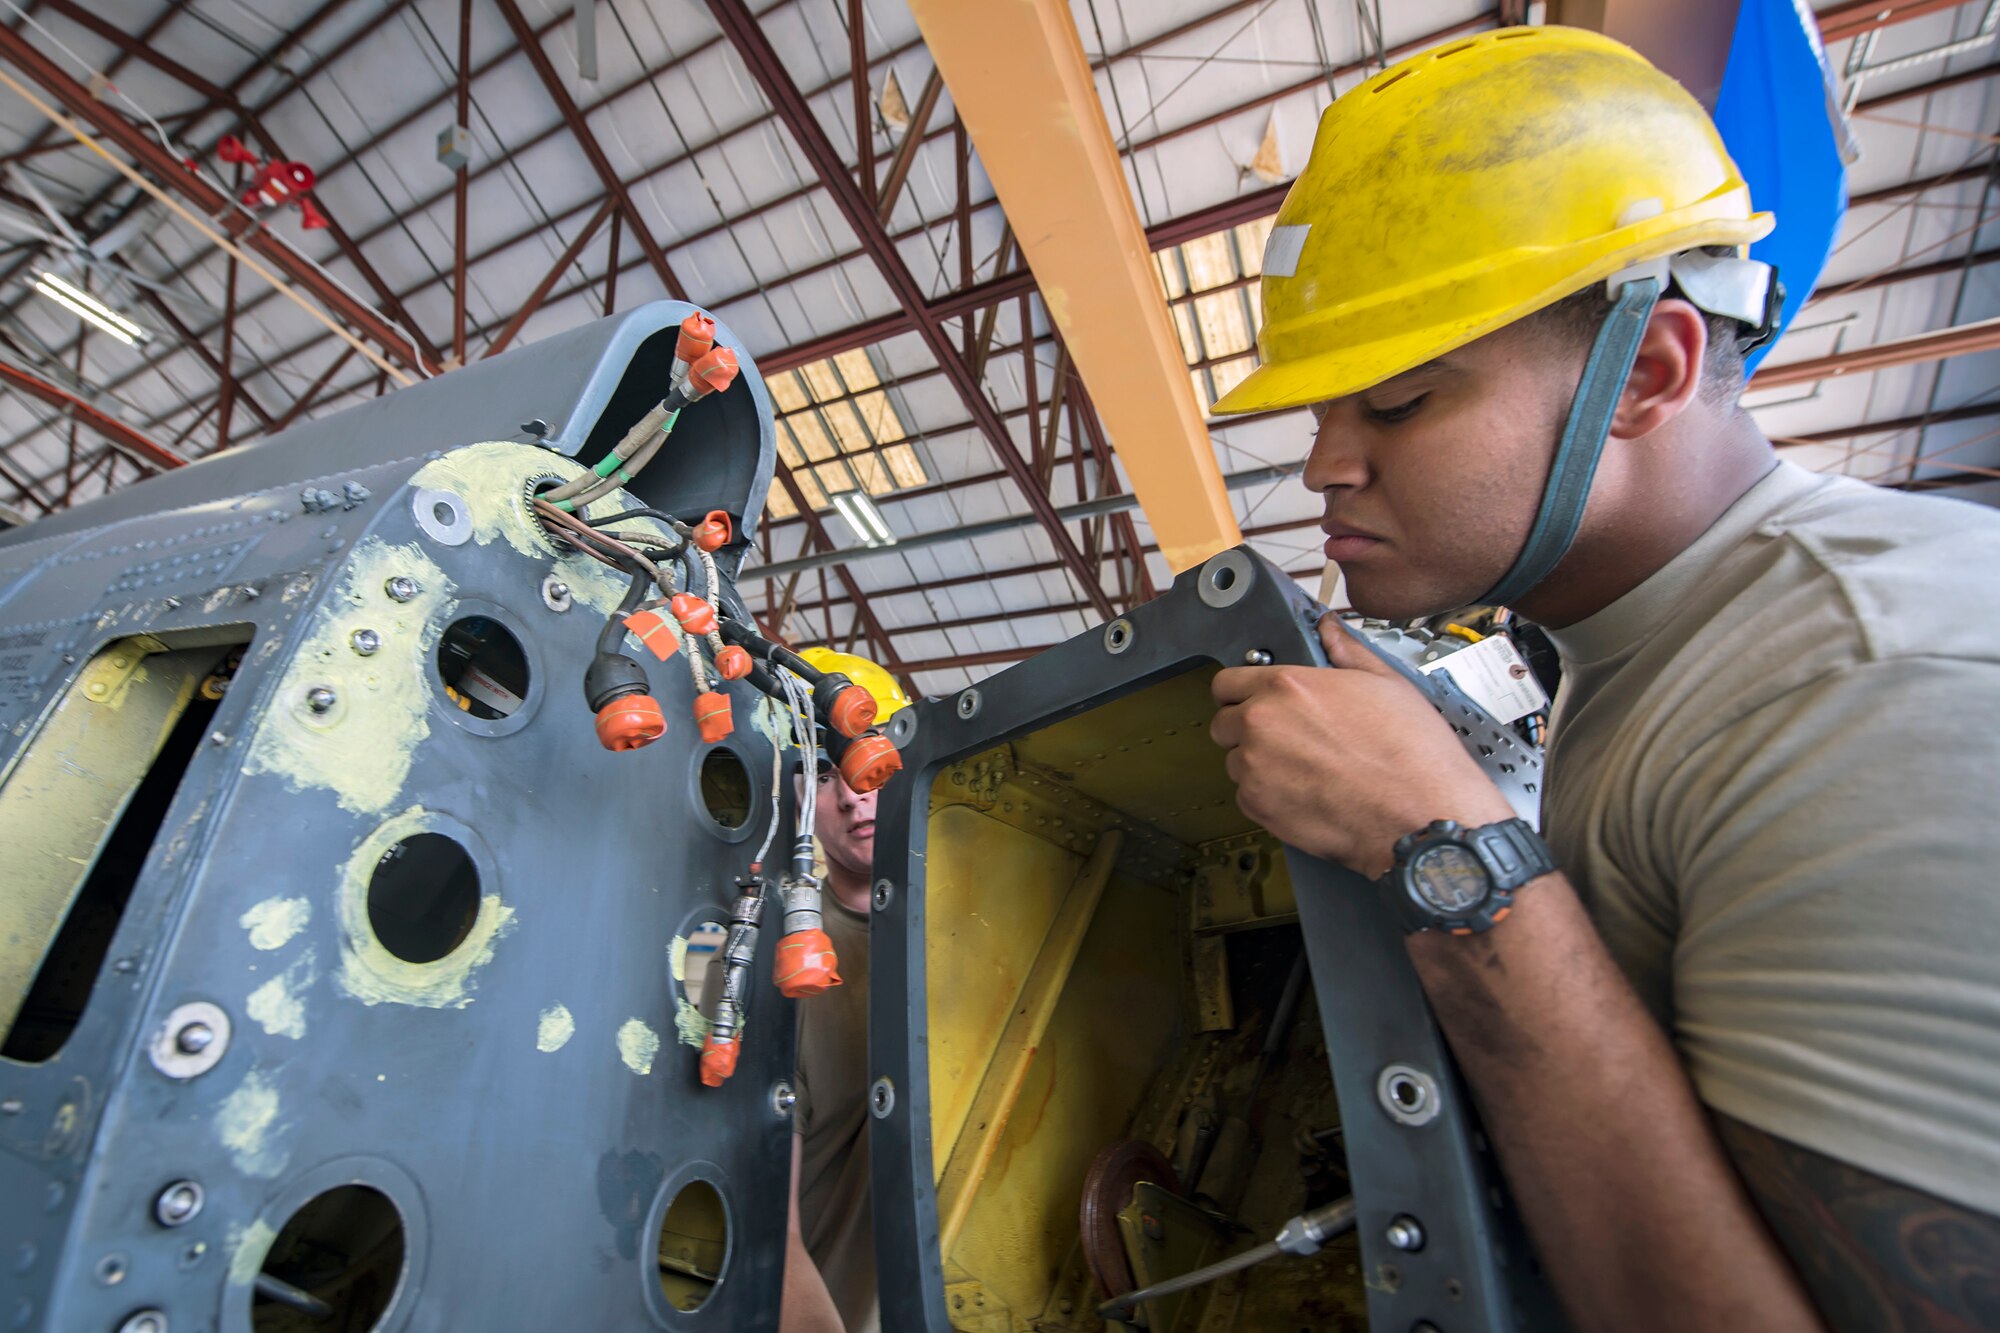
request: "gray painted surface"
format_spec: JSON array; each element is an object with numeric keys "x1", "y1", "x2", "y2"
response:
[{"x1": 0, "y1": 307, "x2": 791, "y2": 1332}]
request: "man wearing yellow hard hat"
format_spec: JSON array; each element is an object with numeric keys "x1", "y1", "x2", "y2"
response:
[
  {"x1": 781, "y1": 648, "x2": 907, "y2": 1333},
  {"x1": 1207, "y1": 26, "x2": 2000, "y2": 1333}
]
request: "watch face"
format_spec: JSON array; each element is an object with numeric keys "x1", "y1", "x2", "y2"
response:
[{"x1": 1410, "y1": 844, "x2": 1488, "y2": 915}]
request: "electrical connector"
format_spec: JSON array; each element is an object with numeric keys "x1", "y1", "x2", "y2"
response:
[
  {"x1": 694, "y1": 690, "x2": 733, "y2": 742},
  {"x1": 837, "y1": 731, "x2": 902, "y2": 794},
  {"x1": 671, "y1": 592, "x2": 718, "y2": 637}
]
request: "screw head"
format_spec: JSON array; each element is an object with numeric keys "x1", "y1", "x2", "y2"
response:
[
  {"x1": 305, "y1": 686, "x2": 337, "y2": 714},
  {"x1": 173, "y1": 1023, "x2": 214, "y2": 1055},
  {"x1": 1244, "y1": 648, "x2": 1274, "y2": 666},
  {"x1": 154, "y1": 1181, "x2": 203, "y2": 1227},
  {"x1": 384, "y1": 575, "x2": 419, "y2": 602},
  {"x1": 771, "y1": 1081, "x2": 797, "y2": 1115},
  {"x1": 116, "y1": 1311, "x2": 167, "y2": 1333},
  {"x1": 349, "y1": 628, "x2": 381, "y2": 655},
  {"x1": 1385, "y1": 1214, "x2": 1426, "y2": 1252}
]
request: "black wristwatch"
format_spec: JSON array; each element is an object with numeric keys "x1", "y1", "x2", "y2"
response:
[{"x1": 1378, "y1": 818, "x2": 1555, "y2": 936}]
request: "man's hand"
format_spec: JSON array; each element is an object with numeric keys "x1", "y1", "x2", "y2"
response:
[{"x1": 1208, "y1": 616, "x2": 1517, "y2": 876}]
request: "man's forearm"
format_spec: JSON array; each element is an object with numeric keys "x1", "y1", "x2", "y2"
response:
[{"x1": 1406, "y1": 873, "x2": 1822, "y2": 1332}]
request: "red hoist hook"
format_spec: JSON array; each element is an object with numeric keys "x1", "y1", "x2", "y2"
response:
[{"x1": 216, "y1": 136, "x2": 329, "y2": 231}]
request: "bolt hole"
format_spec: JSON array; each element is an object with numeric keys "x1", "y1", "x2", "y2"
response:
[
  {"x1": 699, "y1": 747, "x2": 752, "y2": 829},
  {"x1": 435, "y1": 616, "x2": 528, "y2": 720},
  {"x1": 1390, "y1": 1076, "x2": 1424, "y2": 1110},
  {"x1": 254, "y1": 1184, "x2": 404, "y2": 1331},
  {"x1": 431, "y1": 500, "x2": 456, "y2": 526},
  {"x1": 367, "y1": 833, "x2": 480, "y2": 964},
  {"x1": 1212, "y1": 566, "x2": 1236, "y2": 591},
  {"x1": 657, "y1": 1179, "x2": 729, "y2": 1311}
]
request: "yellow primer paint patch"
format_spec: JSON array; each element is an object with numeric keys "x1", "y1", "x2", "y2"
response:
[
  {"x1": 240, "y1": 895, "x2": 310, "y2": 950},
  {"x1": 673, "y1": 996, "x2": 711, "y2": 1051},
  {"x1": 216, "y1": 1070, "x2": 287, "y2": 1178},
  {"x1": 334, "y1": 808, "x2": 515, "y2": 1008},
  {"x1": 246, "y1": 950, "x2": 314, "y2": 1039},
  {"x1": 537, "y1": 1004, "x2": 575, "y2": 1052},
  {"x1": 668, "y1": 934, "x2": 689, "y2": 983},
  {"x1": 409, "y1": 440, "x2": 675, "y2": 616},
  {"x1": 618, "y1": 1017, "x2": 661, "y2": 1074},
  {"x1": 226, "y1": 1219, "x2": 276, "y2": 1287},
  {"x1": 241, "y1": 536, "x2": 453, "y2": 815}
]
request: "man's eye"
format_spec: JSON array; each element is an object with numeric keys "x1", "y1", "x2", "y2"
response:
[
  {"x1": 1366, "y1": 393, "x2": 1428, "y2": 424},
  {"x1": 817, "y1": 773, "x2": 833, "y2": 786}
]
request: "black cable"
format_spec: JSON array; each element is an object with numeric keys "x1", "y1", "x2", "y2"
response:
[{"x1": 598, "y1": 567, "x2": 651, "y2": 657}]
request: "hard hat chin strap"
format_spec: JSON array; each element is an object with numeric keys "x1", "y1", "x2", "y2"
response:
[{"x1": 1479, "y1": 276, "x2": 1661, "y2": 608}]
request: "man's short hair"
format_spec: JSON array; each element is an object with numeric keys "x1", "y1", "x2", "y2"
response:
[{"x1": 1524, "y1": 249, "x2": 1749, "y2": 410}]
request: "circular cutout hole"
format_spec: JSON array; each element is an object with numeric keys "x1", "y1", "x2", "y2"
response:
[
  {"x1": 699, "y1": 747, "x2": 752, "y2": 829},
  {"x1": 681, "y1": 921, "x2": 727, "y2": 1021},
  {"x1": 255, "y1": 1184, "x2": 405, "y2": 1331},
  {"x1": 1390, "y1": 1076, "x2": 1424, "y2": 1110},
  {"x1": 431, "y1": 500, "x2": 456, "y2": 525},
  {"x1": 367, "y1": 833, "x2": 480, "y2": 964},
  {"x1": 1212, "y1": 565, "x2": 1237, "y2": 591},
  {"x1": 435, "y1": 616, "x2": 529, "y2": 720},
  {"x1": 656, "y1": 1179, "x2": 729, "y2": 1311}
]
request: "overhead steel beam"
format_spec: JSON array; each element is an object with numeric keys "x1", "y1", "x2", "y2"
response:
[
  {"x1": 485, "y1": 198, "x2": 617, "y2": 359},
  {"x1": 0, "y1": 361, "x2": 183, "y2": 470},
  {"x1": 1773, "y1": 399, "x2": 2000, "y2": 444},
  {"x1": 707, "y1": 0, "x2": 1118, "y2": 619},
  {"x1": 745, "y1": 461, "x2": 1296, "y2": 583},
  {"x1": 1750, "y1": 315, "x2": 2000, "y2": 388},
  {"x1": 494, "y1": 0, "x2": 690, "y2": 302},
  {"x1": 1817, "y1": 0, "x2": 1973, "y2": 42},
  {"x1": 1807, "y1": 244, "x2": 2000, "y2": 303},
  {"x1": 0, "y1": 24, "x2": 431, "y2": 379}
]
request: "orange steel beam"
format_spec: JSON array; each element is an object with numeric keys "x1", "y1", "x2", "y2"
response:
[{"x1": 905, "y1": 0, "x2": 1239, "y2": 572}]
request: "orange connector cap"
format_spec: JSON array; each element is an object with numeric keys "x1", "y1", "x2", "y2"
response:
[
  {"x1": 694, "y1": 690, "x2": 734, "y2": 742},
  {"x1": 595, "y1": 693, "x2": 666, "y2": 751},
  {"x1": 683, "y1": 347, "x2": 740, "y2": 400},
  {"x1": 774, "y1": 929, "x2": 842, "y2": 998},
  {"x1": 716, "y1": 645, "x2": 753, "y2": 681},
  {"x1": 676, "y1": 313, "x2": 717, "y2": 364},
  {"x1": 839, "y1": 732, "x2": 903, "y2": 794},
  {"x1": 670, "y1": 592, "x2": 718, "y2": 636},
  {"x1": 693, "y1": 510, "x2": 733, "y2": 552},
  {"x1": 622, "y1": 609, "x2": 681, "y2": 661},
  {"x1": 826, "y1": 684, "x2": 878, "y2": 739},
  {"x1": 699, "y1": 1033, "x2": 740, "y2": 1087}
]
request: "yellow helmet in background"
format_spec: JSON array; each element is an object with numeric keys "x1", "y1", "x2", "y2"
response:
[
  {"x1": 1212, "y1": 25, "x2": 1772, "y2": 416},
  {"x1": 797, "y1": 646, "x2": 910, "y2": 721}
]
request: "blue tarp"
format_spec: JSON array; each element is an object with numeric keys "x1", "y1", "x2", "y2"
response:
[{"x1": 1711, "y1": 0, "x2": 1853, "y2": 369}]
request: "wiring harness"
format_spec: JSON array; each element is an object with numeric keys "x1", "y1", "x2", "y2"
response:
[{"x1": 528, "y1": 311, "x2": 906, "y2": 1087}]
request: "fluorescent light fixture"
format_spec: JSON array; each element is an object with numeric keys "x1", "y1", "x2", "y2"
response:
[
  {"x1": 831, "y1": 490, "x2": 896, "y2": 548},
  {"x1": 33, "y1": 271, "x2": 149, "y2": 345}
]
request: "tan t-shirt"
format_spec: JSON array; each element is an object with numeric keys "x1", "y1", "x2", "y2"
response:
[
  {"x1": 1541, "y1": 459, "x2": 2000, "y2": 1214},
  {"x1": 794, "y1": 893, "x2": 879, "y2": 1333}
]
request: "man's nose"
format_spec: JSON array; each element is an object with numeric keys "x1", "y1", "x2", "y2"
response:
[{"x1": 1303, "y1": 410, "x2": 1368, "y2": 494}]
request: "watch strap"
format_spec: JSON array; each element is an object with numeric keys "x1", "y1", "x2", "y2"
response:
[{"x1": 1465, "y1": 818, "x2": 1555, "y2": 892}]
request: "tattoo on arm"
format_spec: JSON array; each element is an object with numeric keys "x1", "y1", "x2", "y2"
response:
[{"x1": 1715, "y1": 1114, "x2": 2000, "y2": 1332}]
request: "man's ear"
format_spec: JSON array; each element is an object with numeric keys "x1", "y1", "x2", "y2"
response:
[{"x1": 1611, "y1": 299, "x2": 1706, "y2": 441}]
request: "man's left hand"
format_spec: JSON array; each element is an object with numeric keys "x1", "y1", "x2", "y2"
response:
[{"x1": 1209, "y1": 617, "x2": 1518, "y2": 877}]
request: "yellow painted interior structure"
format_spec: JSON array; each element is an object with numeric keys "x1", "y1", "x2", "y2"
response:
[
  {"x1": 923, "y1": 671, "x2": 1361, "y2": 1332},
  {"x1": 0, "y1": 634, "x2": 234, "y2": 1046},
  {"x1": 906, "y1": 0, "x2": 1243, "y2": 573}
]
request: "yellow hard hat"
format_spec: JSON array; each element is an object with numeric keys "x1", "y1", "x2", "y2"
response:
[
  {"x1": 1212, "y1": 26, "x2": 1773, "y2": 416},
  {"x1": 796, "y1": 646, "x2": 910, "y2": 720}
]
